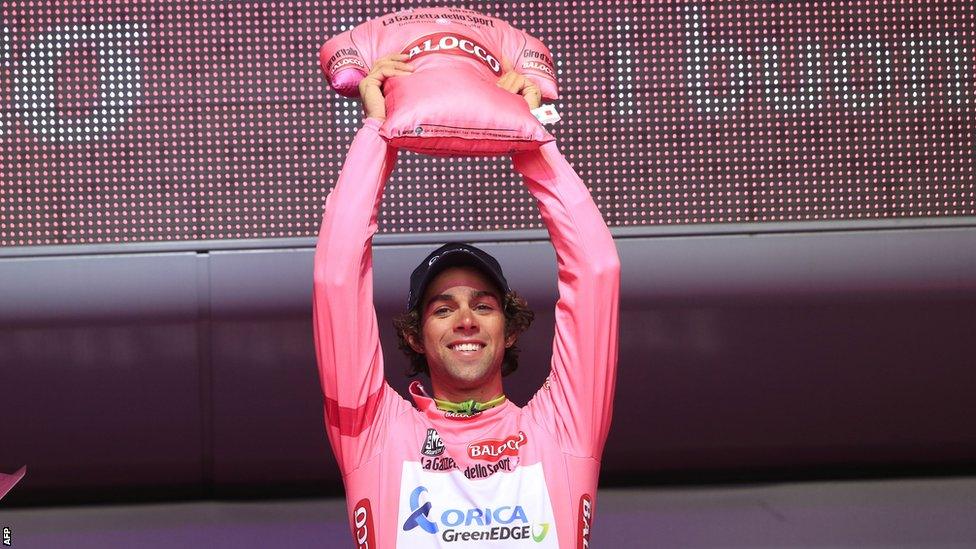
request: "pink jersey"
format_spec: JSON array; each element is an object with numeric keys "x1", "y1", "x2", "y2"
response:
[
  {"x1": 319, "y1": 7, "x2": 558, "y2": 100},
  {"x1": 318, "y1": 7, "x2": 559, "y2": 156},
  {"x1": 313, "y1": 119, "x2": 620, "y2": 548}
]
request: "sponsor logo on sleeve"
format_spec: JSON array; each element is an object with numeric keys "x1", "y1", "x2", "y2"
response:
[
  {"x1": 521, "y1": 49, "x2": 556, "y2": 79},
  {"x1": 467, "y1": 431, "x2": 528, "y2": 461},
  {"x1": 578, "y1": 494, "x2": 593, "y2": 549},
  {"x1": 353, "y1": 498, "x2": 376, "y2": 549},
  {"x1": 421, "y1": 428, "x2": 446, "y2": 457},
  {"x1": 326, "y1": 47, "x2": 366, "y2": 76}
]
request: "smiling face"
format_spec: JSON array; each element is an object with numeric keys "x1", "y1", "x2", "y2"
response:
[{"x1": 408, "y1": 266, "x2": 515, "y2": 402}]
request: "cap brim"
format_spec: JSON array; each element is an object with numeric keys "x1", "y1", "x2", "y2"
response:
[{"x1": 411, "y1": 251, "x2": 507, "y2": 310}]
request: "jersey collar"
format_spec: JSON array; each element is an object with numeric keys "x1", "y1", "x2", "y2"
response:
[{"x1": 409, "y1": 381, "x2": 511, "y2": 423}]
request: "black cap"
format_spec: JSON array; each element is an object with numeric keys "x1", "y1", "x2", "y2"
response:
[{"x1": 407, "y1": 243, "x2": 510, "y2": 311}]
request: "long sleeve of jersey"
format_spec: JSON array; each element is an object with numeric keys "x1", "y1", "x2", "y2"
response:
[
  {"x1": 312, "y1": 118, "x2": 398, "y2": 474},
  {"x1": 514, "y1": 142, "x2": 621, "y2": 459}
]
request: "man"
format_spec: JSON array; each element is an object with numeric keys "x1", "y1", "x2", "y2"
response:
[{"x1": 313, "y1": 54, "x2": 620, "y2": 547}]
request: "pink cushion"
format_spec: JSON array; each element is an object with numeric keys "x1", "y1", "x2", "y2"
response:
[{"x1": 319, "y1": 8, "x2": 559, "y2": 156}]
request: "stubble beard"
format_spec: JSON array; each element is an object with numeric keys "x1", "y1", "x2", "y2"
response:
[{"x1": 432, "y1": 347, "x2": 500, "y2": 391}]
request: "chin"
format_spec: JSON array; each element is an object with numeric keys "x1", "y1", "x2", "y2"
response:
[
  {"x1": 448, "y1": 366, "x2": 492, "y2": 386},
  {"x1": 437, "y1": 360, "x2": 496, "y2": 387}
]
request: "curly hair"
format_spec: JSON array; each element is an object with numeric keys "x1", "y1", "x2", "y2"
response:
[{"x1": 393, "y1": 291, "x2": 535, "y2": 378}]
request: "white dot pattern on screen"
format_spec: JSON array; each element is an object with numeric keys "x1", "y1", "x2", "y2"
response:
[{"x1": 0, "y1": 1, "x2": 973, "y2": 246}]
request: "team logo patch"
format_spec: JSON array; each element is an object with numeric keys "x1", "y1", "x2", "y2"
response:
[
  {"x1": 467, "y1": 431, "x2": 528, "y2": 461},
  {"x1": 403, "y1": 486, "x2": 438, "y2": 534},
  {"x1": 422, "y1": 428, "x2": 445, "y2": 457},
  {"x1": 396, "y1": 462, "x2": 558, "y2": 546},
  {"x1": 402, "y1": 484, "x2": 551, "y2": 542}
]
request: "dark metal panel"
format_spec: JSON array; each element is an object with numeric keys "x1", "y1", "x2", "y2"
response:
[
  {"x1": 604, "y1": 299, "x2": 976, "y2": 473},
  {"x1": 207, "y1": 315, "x2": 339, "y2": 486},
  {"x1": 616, "y1": 227, "x2": 976, "y2": 301},
  {"x1": 208, "y1": 249, "x2": 313, "y2": 318},
  {"x1": 206, "y1": 249, "x2": 337, "y2": 486},
  {"x1": 0, "y1": 253, "x2": 204, "y2": 492},
  {"x1": 0, "y1": 253, "x2": 200, "y2": 323},
  {"x1": 4, "y1": 217, "x2": 974, "y2": 259},
  {"x1": 3, "y1": 227, "x2": 975, "y2": 499},
  {"x1": 606, "y1": 228, "x2": 976, "y2": 470},
  {"x1": 0, "y1": 321, "x2": 204, "y2": 490}
]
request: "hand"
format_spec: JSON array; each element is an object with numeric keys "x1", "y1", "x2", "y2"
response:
[
  {"x1": 496, "y1": 62, "x2": 542, "y2": 110},
  {"x1": 358, "y1": 54, "x2": 414, "y2": 121}
]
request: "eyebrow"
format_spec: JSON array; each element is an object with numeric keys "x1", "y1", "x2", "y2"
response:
[
  {"x1": 426, "y1": 294, "x2": 454, "y2": 307},
  {"x1": 426, "y1": 290, "x2": 501, "y2": 308}
]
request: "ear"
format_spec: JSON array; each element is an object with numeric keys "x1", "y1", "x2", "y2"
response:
[
  {"x1": 407, "y1": 332, "x2": 426, "y2": 354},
  {"x1": 505, "y1": 332, "x2": 518, "y2": 349}
]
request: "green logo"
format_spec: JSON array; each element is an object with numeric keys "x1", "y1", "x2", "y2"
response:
[{"x1": 532, "y1": 522, "x2": 550, "y2": 543}]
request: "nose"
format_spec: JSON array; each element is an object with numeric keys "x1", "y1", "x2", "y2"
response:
[{"x1": 453, "y1": 305, "x2": 480, "y2": 333}]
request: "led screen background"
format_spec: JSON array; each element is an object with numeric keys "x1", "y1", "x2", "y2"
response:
[{"x1": 1, "y1": 1, "x2": 974, "y2": 247}]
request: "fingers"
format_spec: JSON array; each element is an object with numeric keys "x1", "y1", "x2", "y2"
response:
[
  {"x1": 370, "y1": 66, "x2": 413, "y2": 81},
  {"x1": 370, "y1": 53, "x2": 410, "y2": 70},
  {"x1": 496, "y1": 68, "x2": 543, "y2": 109},
  {"x1": 496, "y1": 71, "x2": 522, "y2": 94},
  {"x1": 522, "y1": 82, "x2": 542, "y2": 110},
  {"x1": 367, "y1": 54, "x2": 414, "y2": 81},
  {"x1": 372, "y1": 54, "x2": 412, "y2": 72},
  {"x1": 369, "y1": 61, "x2": 414, "y2": 81},
  {"x1": 359, "y1": 54, "x2": 414, "y2": 121},
  {"x1": 389, "y1": 61, "x2": 414, "y2": 72},
  {"x1": 358, "y1": 54, "x2": 413, "y2": 98}
]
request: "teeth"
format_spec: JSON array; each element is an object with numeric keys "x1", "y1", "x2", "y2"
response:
[{"x1": 452, "y1": 343, "x2": 482, "y2": 352}]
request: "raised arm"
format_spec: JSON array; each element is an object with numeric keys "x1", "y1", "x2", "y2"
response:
[
  {"x1": 313, "y1": 118, "x2": 396, "y2": 473},
  {"x1": 313, "y1": 55, "x2": 413, "y2": 473},
  {"x1": 515, "y1": 143, "x2": 621, "y2": 459}
]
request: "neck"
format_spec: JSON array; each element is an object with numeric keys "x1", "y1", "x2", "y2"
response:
[{"x1": 429, "y1": 377, "x2": 504, "y2": 404}]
